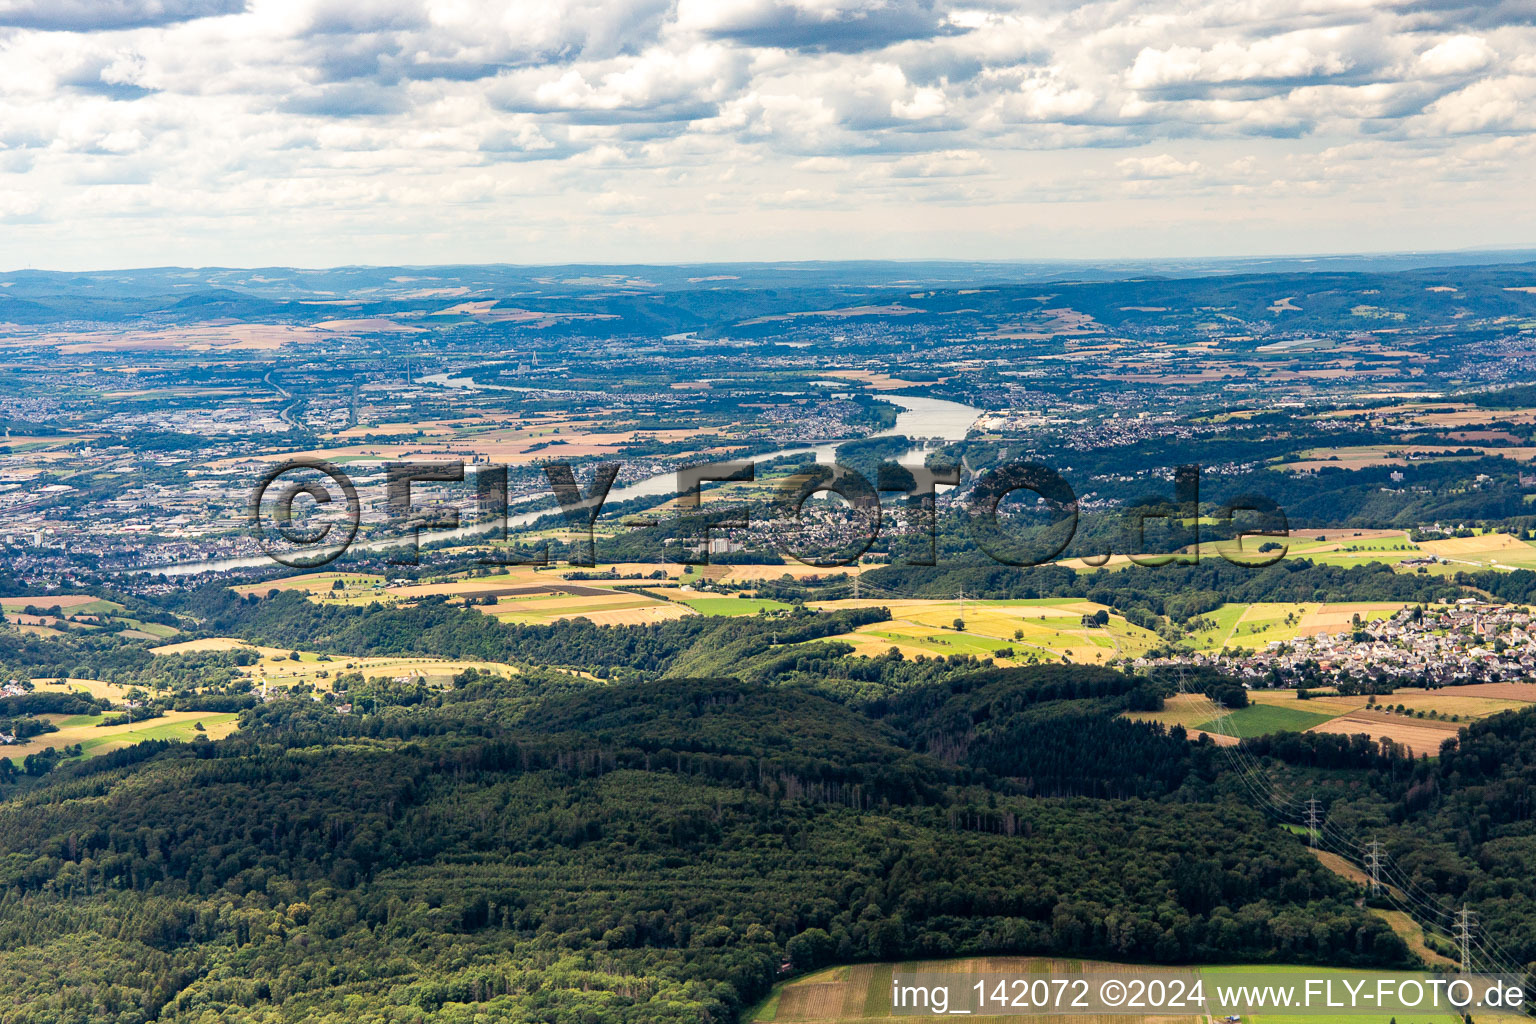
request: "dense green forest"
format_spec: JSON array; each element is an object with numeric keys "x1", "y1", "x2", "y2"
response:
[
  {"x1": 0, "y1": 585, "x2": 1419, "y2": 1024},
  {"x1": 7, "y1": 575, "x2": 1536, "y2": 1023}
]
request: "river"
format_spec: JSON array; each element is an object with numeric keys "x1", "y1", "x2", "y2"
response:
[{"x1": 136, "y1": 380, "x2": 981, "y2": 576}]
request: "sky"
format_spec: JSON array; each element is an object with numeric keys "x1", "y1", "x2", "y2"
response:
[{"x1": 1, "y1": 0, "x2": 1534, "y2": 269}]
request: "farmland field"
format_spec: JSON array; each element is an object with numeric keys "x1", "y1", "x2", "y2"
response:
[
  {"x1": 1066, "y1": 525, "x2": 1536, "y2": 577},
  {"x1": 1184, "y1": 601, "x2": 1409, "y2": 653},
  {"x1": 809, "y1": 597, "x2": 1161, "y2": 665},
  {"x1": 0, "y1": 594, "x2": 177, "y2": 639},
  {"x1": 1194, "y1": 702, "x2": 1341, "y2": 738},
  {"x1": 150, "y1": 636, "x2": 257, "y2": 655},
  {"x1": 1274, "y1": 688, "x2": 1529, "y2": 720},
  {"x1": 1436, "y1": 681, "x2": 1536, "y2": 701},
  {"x1": 0, "y1": 711, "x2": 240, "y2": 765},
  {"x1": 1307, "y1": 710, "x2": 1460, "y2": 756},
  {"x1": 682, "y1": 596, "x2": 796, "y2": 616},
  {"x1": 148, "y1": 637, "x2": 519, "y2": 690},
  {"x1": 27, "y1": 677, "x2": 131, "y2": 700},
  {"x1": 748, "y1": 957, "x2": 1522, "y2": 1023},
  {"x1": 1128, "y1": 684, "x2": 1536, "y2": 749},
  {"x1": 232, "y1": 571, "x2": 387, "y2": 598},
  {"x1": 1416, "y1": 532, "x2": 1536, "y2": 570},
  {"x1": 484, "y1": 589, "x2": 691, "y2": 625}
]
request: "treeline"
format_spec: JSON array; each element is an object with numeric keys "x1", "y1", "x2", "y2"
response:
[
  {"x1": 0, "y1": 691, "x2": 101, "y2": 717},
  {"x1": 180, "y1": 586, "x2": 889, "y2": 673},
  {"x1": 860, "y1": 557, "x2": 1463, "y2": 617},
  {"x1": 0, "y1": 629, "x2": 254, "y2": 694}
]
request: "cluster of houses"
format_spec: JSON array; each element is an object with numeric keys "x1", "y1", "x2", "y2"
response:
[
  {"x1": 1142, "y1": 599, "x2": 1536, "y2": 689},
  {"x1": 0, "y1": 679, "x2": 27, "y2": 745}
]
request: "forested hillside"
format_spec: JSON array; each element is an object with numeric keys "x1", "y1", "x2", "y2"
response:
[
  {"x1": 17, "y1": 573, "x2": 1536, "y2": 1022},
  {"x1": 0, "y1": 631, "x2": 1409, "y2": 1023}
]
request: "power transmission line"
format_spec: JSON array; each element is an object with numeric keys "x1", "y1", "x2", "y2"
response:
[
  {"x1": 1171, "y1": 675, "x2": 1534, "y2": 987},
  {"x1": 1456, "y1": 905, "x2": 1477, "y2": 975}
]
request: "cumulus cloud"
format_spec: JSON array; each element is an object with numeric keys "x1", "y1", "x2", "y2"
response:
[
  {"x1": 0, "y1": 0, "x2": 243, "y2": 31},
  {"x1": 1417, "y1": 34, "x2": 1495, "y2": 76},
  {"x1": 683, "y1": 0, "x2": 959, "y2": 54},
  {"x1": 0, "y1": 0, "x2": 1534, "y2": 266}
]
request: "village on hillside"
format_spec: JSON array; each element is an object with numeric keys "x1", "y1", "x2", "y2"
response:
[{"x1": 1143, "y1": 599, "x2": 1536, "y2": 690}]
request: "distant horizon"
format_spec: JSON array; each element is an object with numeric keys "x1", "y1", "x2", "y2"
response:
[{"x1": 5, "y1": 246, "x2": 1536, "y2": 278}]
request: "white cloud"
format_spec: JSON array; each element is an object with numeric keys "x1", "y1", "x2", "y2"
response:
[
  {"x1": 1419, "y1": 75, "x2": 1536, "y2": 134},
  {"x1": 1417, "y1": 35, "x2": 1495, "y2": 77},
  {"x1": 0, "y1": 0, "x2": 1532, "y2": 267},
  {"x1": 1126, "y1": 31, "x2": 1362, "y2": 90}
]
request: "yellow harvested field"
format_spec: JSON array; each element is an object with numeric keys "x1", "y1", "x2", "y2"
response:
[
  {"x1": 20, "y1": 324, "x2": 332, "y2": 352},
  {"x1": 1308, "y1": 710, "x2": 1459, "y2": 755},
  {"x1": 486, "y1": 588, "x2": 690, "y2": 625},
  {"x1": 810, "y1": 598, "x2": 1161, "y2": 666},
  {"x1": 1315, "y1": 692, "x2": 1523, "y2": 719},
  {"x1": 330, "y1": 419, "x2": 460, "y2": 438},
  {"x1": 252, "y1": 655, "x2": 515, "y2": 687},
  {"x1": 499, "y1": 593, "x2": 653, "y2": 611},
  {"x1": 29, "y1": 678, "x2": 126, "y2": 699},
  {"x1": 1419, "y1": 533, "x2": 1529, "y2": 556},
  {"x1": 206, "y1": 423, "x2": 729, "y2": 468},
  {"x1": 148, "y1": 638, "x2": 515, "y2": 689},
  {"x1": 1417, "y1": 533, "x2": 1536, "y2": 569},
  {"x1": 234, "y1": 572, "x2": 385, "y2": 597},
  {"x1": 831, "y1": 633, "x2": 946, "y2": 662},
  {"x1": 1444, "y1": 681, "x2": 1536, "y2": 701},
  {"x1": 1, "y1": 711, "x2": 240, "y2": 764},
  {"x1": 557, "y1": 605, "x2": 694, "y2": 625},
  {"x1": 718, "y1": 564, "x2": 868, "y2": 581},
  {"x1": 1124, "y1": 693, "x2": 1241, "y2": 746},
  {"x1": 1279, "y1": 444, "x2": 1536, "y2": 472},
  {"x1": 1287, "y1": 528, "x2": 1406, "y2": 544},
  {"x1": 812, "y1": 598, "x2": 1101, "y2": 620},
  {"x1": 577, "y1": 562, "x2": 688, "y2": 579},
  {"x1": 1296, "y1": 603, "x2": 1408, "y2": 636},
  {"x1": 151, "y1": 636, "x2": 258, "y2": 655},
  {"x1": 1413, "y1": 405, "x2": 1536, "y2": 427},
  {"x1": 0, "y1": 594, "x2": 102, "y2": 609},
  {"x1": 391, "y1": 579, "x2": 550, "y2": 598},
  {"x1": 774, "y1": 982, "x2": 849, "y2": 1021},
  {"x1": 0, "y1": 434, "x2": 100, "y2": 446},
  {"x1": 1057, "y1": 553, "x2": 1139, "y2": 570}
]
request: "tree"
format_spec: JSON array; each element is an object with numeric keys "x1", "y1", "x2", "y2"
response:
[{"x1": 786, "y1": 928, "x2": 834, "y2": 970}]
